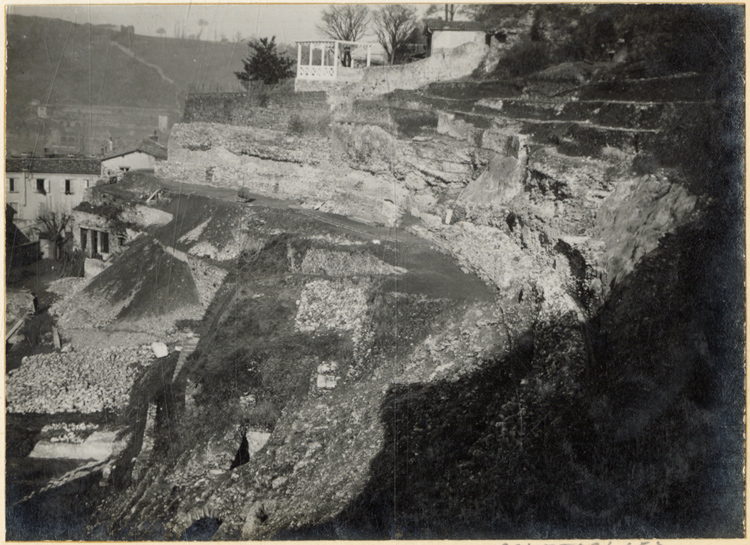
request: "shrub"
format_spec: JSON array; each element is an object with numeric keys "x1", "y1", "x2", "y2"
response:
[
  {"x1": 600, "y1": 145, "x2": 631, "y2": 163},
  {"x1": 245, "y1": 399, "x2": 280, "y2": 431},
  {"x1": 494, "y1": 40, "x2": 552, "y2": 79},
  {"x1": 235, "y1": 36, "x2": 294, "y2": 86},
  {"x1": 287, "y1": 114, "x2": 305, "y2": 136},
  {"x1": 632, "y1": 152, "x2": 660, "y2": 176}
]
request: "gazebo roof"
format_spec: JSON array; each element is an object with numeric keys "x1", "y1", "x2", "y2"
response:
[{"x1": 295, "y1": 39, "x2": 375, "y2": 47}]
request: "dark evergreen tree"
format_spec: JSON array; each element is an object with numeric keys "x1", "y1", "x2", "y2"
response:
[{"x1": 235, "y1": 36, "x2": 294, "y2": 87}]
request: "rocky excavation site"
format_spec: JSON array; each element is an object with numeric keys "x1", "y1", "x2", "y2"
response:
[{"x1": 5, "y1": 5, "x2": 745, "y2": 541}]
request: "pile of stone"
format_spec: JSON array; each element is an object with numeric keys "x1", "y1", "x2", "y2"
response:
[
  {"x1": 42, "y1": 422, "x2": 99, "y2": 444},
  {"x1": 294, "y1": 279, "x2": 371, "y2": 346},
  {"x1": 410, "y1": 220, "x2": 537, "y2": 292},
  {"x1": 46, "y1": 277, "x2": 90, "y2": 299},
  {"x1": 49, "y1": 290, "x2": 132, "y2": 330},
  {"x1": 300, "y1": 249, "x2": 406, "y2": 277},
  {"x1": 6, "y1": 289, "x2": 34, "y2": 325},
  {"x1": 6, "y1": 346, "x2": 152, "y2": 414}
]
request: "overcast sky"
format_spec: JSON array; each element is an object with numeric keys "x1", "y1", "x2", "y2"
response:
[{"x1": 8, "y1": 3, "x2": 430, "y2": 43}]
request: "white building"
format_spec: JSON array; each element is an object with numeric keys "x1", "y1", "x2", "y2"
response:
[
  {"x1": 101, "y1": 138, "x2": 167, "y2": 177},
  {"x1": 5, "y1": 156, "x2": 101, "y2": 237},
  {"x1": 424, "y1": 19, "x2": 504, "y2": 54}
]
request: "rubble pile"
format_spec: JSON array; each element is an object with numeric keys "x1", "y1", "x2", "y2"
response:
[
  {"x1": 47, "y1": 277, "x2": 90, "y2": 299},
  {"x1": 300, "y1": 249, "x2": 406, "y2": 277},
  {"x1": 50, "y1": 290, "x2": 135, "y2": 330},
  {"x1": 41, "y1": 422, "x2": 100, "y2": 444},
  {"x1": 294, "y1": 279, "x2": 372, "y2": 345},
  {"x1": 6, "y1": 347, "x2": 151, "y2": 414},
  {"x1": 187, "y1": 256, "x2": 228, "y2": 308},
  {"x1": 5, "y1": 289, "x2": 34, "y2": 324}
]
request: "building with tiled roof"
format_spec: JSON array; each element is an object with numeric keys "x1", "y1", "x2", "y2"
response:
[
  {"x1": 424, "y1": 19, "x2": 492, "y2": 33},
  {"x1": 5, "y1": 155, "x2": 102, "y2": 237},
  {"x1": 6, "y1": 156, "x2": 101, "y2": 176},
  {"x1": 101, "y1": 137, "x2": 167, "y2": 177},
  {"x1": 423, "y1": 18, "x2": 505, "y2": 54}
]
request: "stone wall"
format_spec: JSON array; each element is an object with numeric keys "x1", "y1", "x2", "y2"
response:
[
  {"x1": 328, "y1": 42, "x2": 492, "y2": 109},
  {"x1": 183, "y1": 91, "x2": 331, "y2": 132}
]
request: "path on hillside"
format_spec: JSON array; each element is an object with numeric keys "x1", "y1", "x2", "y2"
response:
[{"x1": 110, "y1": 41, "x2": 177, "y2": 87}]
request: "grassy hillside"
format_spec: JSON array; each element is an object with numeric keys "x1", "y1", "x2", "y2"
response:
[
  {"x1": 110, "y1": 32, "x2": 248, "y2": 94},
  {"x1": 6, "y1": 14, "x2": 255, "y2": 154},
  {"x1": 7, "y1": 15, "x2": 249, "y2": 108}
]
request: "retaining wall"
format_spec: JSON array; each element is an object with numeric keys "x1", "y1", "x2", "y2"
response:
[{"x1": 183, "y1": 91, "x2": 331, "y2": 131}]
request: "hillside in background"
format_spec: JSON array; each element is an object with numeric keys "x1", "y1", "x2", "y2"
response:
[{"x1": 5, "y1": 14, "x2": 280, "y2": 155}]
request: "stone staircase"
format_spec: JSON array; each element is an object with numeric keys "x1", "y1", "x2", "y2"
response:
[{"x1": 172, "y1": 335, "x2": 200, "y2": 383}]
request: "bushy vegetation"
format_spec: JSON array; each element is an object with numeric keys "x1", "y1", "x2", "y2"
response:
[
  {"x1": 287, "y1": 114, "x2": 305, "y2": 136},
  {"x1": 235, "y1": 36, "x2": 294, "y2": 87},
  {"x1": 494, "y1": 40, "x2": 552, "y2": 79},
  {"x1": 286, "y1": 113, "x2": 331, "y2": 137},
  {"x1": 485, "y1": 5, "x2": 744, "y2": 83}
]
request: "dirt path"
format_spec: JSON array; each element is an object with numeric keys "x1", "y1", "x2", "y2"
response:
[{"x1": 149, "y1": 178, "x2": 496, "y2": 302}]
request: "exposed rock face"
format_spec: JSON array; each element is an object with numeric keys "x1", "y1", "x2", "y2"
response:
[
  {"x1": 595, "y1": 171, "x2": 699, "y2": 287},
  {"x1": 159, "y1": 122, "x2": 411, "y2": 227},
  {"x1": 458, "y1": 137, "x2": 528, "y2": 207}
]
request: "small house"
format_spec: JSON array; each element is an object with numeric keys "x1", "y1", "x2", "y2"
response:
[
  {"x1": 423, "y1": 19, "x2": 505, "y2": 55},
  {"x1": 101, "y1": 137, "x2": 167, "y2": 178}
]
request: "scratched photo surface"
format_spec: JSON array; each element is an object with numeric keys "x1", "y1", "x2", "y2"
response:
[{"x1": 4, "y1": 3, "x2": 745, "y2": 540}]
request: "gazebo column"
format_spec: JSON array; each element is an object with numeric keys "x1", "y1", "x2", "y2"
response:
[
  {"x1": 297, "y1": 43, "x2": 302, "y2": 72},
  {"x1": 334, "y1": 41, "x2": 340, "y2": 78},
  {"x1": 366, "y1": 47, "x2": 371, "y2": 67}
]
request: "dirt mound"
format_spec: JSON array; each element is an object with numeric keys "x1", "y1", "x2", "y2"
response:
[{"x1": 52, "y1": 236, "x2": 201, "y2": 330}]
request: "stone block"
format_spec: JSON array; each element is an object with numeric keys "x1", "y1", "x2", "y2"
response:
[{"x1": 151, "y1": 342, "x2": 169, "y2": 358}]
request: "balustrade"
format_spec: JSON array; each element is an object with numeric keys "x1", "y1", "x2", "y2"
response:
[{"x1": 297, "y1": 65, "x2": 336, "y2": 80}]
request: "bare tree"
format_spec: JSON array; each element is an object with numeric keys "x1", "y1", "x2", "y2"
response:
[
  {"x1": 33, "y1": 210, "x2": 71, "y2": 261},
  {"x1": 425, "y1": 4, "x2": 463, "y2": 22},
  {"x1": 318, "y1": 4, "x2": 370, "y2": 42},
  {"x1": 173, "y1": 21, "x2": 186, "y2": 39},
  {"x1": 372, "y1": 4, "x2": 417, "y2": 64},
  {"x1": 197, "y1": 18, "x2": 209, "y2": 40}
]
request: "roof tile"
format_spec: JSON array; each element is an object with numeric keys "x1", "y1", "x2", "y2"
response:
[
  {"x1": 6, "y1": 157, "x2": 101, "y2": 175},
  {"x1": 424, "y1": 18, "x2": 491, "y2": 32}
]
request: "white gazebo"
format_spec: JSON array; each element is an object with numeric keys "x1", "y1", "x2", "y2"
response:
[{"x1": 295, "y1": 40, "x2": 375, "y2": 87}]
